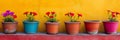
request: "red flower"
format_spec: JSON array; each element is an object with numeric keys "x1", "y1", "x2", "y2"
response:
[
  {"x1": 50, "y1": 16, "x2": 54, "y2": 18},
  {"x1": 24, "y1": 12, "x2": 28, "y2": 15},
  {"x1": 51, "y1": 12, "x2": 55, "y2": 15},
  {"x1": 116, "y1": 12, "x2": 120, "y2": 15},
  {"x1": 13, "y1": 15, "x2": 17, "y2": 18},
  {"x1": 78, "y1": 14, "x2": 82, "y2": 17},
  {"x1": 112, "y1": 15, "x2": 115, "y2": 18},
  {"x1": 46, "y1": 12, "x2": 50, "y2": 16},
  {"x1": 111, "y1": 12, "x2": 116, "y2": 18},
  {"x1": 30, "y1": 12, "x2": 33, "y2": 15},
  {"x1": 70, "y1": 12, "x2": 74, "y2": 17},
  {"x1": 65, "y1": 13, "x2": 69, "y2": 16},
  {"x1": 32, "y1": 12, "x2": 37, "y2": 16},
  {"x1": 112, "y1": 12, "x2": 116, "y2": 15}
]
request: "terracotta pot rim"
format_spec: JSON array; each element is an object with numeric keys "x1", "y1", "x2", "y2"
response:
[
  {"x1": 64, "y1": 21, "x2": 80, "y2": 23},
  {"x1": 2, "y1": 22, "x2": 18, "y2": 24},
  {"x1": 84, "y1": 20, "x2": 100, "y2": 24},
  {"x1": 45, "y1": 22, "x2": 59, "y2": 24},
  {"x1": 84, "y1": 20, "x2": 100, "y2": 22}
]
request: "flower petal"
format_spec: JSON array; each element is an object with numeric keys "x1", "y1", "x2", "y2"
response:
[
  {"x1": 46, "y1": 12, "x2": 50, "y2": 16},
  {"x1": 78, "y1": 14, "x2": 82, "y2": 17},
  {"x1": 9, "y1": 12, "x2": 14, "y2": 16},
  {"x1": 51, "y1": 12, "x2": 55, "y2": 15},
  {"x1": 24, "y1": 12, "x2": 28, "y2": 15},
  {"x1": 6, "y1": 10, "x2": 10, "y2": 13},
  {"x1": 33, "y1": 12, "x2": 37, "y2": 16},
  {"x1": 2, "y1": 13, "x2": 8, "y2": 17},
  {"x1": 70, "y1": 12, "x2": 74, "y2": 17},
  {"x1": 50, "y1": 16, "x2": 54, "y2": 18},
  {"x1": 13, "y1": 15, "x2": 17, "y2": 18}
]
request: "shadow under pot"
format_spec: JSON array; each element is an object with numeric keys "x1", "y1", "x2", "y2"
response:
[
  {"x1": 103, "y1": 21, "x2": 119, "y2": 34},
  {"x1": 65, "y1": 22, "x2": 80, "y2": 35},
  {"x1": 2, "y1": 22, "x2": 18, "y2": 34},
  {"x1": 45, "y1": 22, "x2": 59, "y2": 35},
  {"x1": 23, "y1": 21, "x2": 39, "y2": 34},
  {"x1": 84, "y1": 20, "x2": 100, "y2": 34}
]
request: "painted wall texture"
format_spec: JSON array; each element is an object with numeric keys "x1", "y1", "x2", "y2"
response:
[{"x1": 0, "y1": 0, "x2": 120, "y2": 32}]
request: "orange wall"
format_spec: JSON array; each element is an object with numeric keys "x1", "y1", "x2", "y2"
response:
[{"x1": 0, "y1": 0, "x2": 120, "y2": 32}]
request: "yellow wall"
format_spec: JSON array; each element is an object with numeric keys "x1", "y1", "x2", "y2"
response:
[{"x1": 0, "y1": 0, "x2": 120, "y2": 32}]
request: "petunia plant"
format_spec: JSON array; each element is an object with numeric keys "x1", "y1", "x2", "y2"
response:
[
  {"x1": 2, "y1": 10, "x2": 17, "y2": 22},
  {"x1": 65, "y1": 12, "x2": 82, "y2": 22},
  {"x1": 107, "y1": 10, "x2": 120, "y2": 21},
  {"x1": 24, "y1": 11, "x2": 37, "y2": 22},
  {"x1": 44, "y1": 12, "x2": 57, "y2": 22}
]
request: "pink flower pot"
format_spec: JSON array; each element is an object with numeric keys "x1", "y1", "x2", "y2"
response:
[{"x1": 103, "y1": 21, "x2": 119, "y2": 34}]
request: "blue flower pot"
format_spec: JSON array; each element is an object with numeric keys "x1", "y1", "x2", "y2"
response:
[{"x1": 23, "y1": 21, "x2": 39, "y2": 34}]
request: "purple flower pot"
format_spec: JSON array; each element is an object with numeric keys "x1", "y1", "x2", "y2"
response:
[{"x1": 103, "y1": 21, "x2": 119, "y2": 34}]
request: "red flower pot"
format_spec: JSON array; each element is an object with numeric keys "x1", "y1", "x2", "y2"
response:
[
  {"x1": 45, "y1": 22, "x2": 59, "y2": 35},
  {"x1": 84, "y1": 20, "x2": 100, "y2": 34},
  {"x1": 65, "y1": 22, "x2": 80, "y2": 35},
  {"x1": 2, "y1": 22, "x2": 18, "y2": 34}
]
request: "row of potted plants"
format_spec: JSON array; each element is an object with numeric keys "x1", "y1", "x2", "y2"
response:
[{"x1": 1, "y1": 10, "x2": 120, "y2": 35}]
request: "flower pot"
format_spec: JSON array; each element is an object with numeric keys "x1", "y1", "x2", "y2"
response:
[
  {"x1": 103, "y1": 21, "x2": 119, "y2": 34},
  {"x1": 65, "y1": 22, "x2": 80, "y2": 35},
  {"x1": 2, "y1": 22, "x2": 18, "y2": 34},
  {"x1": 84, "y1": 20, "x2": 100, "y2": 34},
  {"x1": 45, "y1": 22, "x2": 59, "y2": 34},
  {"x1": 23, "y1": 21, "x2": 39, "y2": 34}
]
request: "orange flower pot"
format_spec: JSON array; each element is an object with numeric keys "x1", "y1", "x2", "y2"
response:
[
  {"x1": 84, "y1": 20, "x2": 100, "y2": 34},
  {"x1": 2, "y1": 22, "x2": 18, "y2": 34},
  {"x1": 65, "y1": 22, "x2": 80, "y2": 35},
  {"x1": 45, "y1": 22, "x2": 59, "y2": 35}
]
